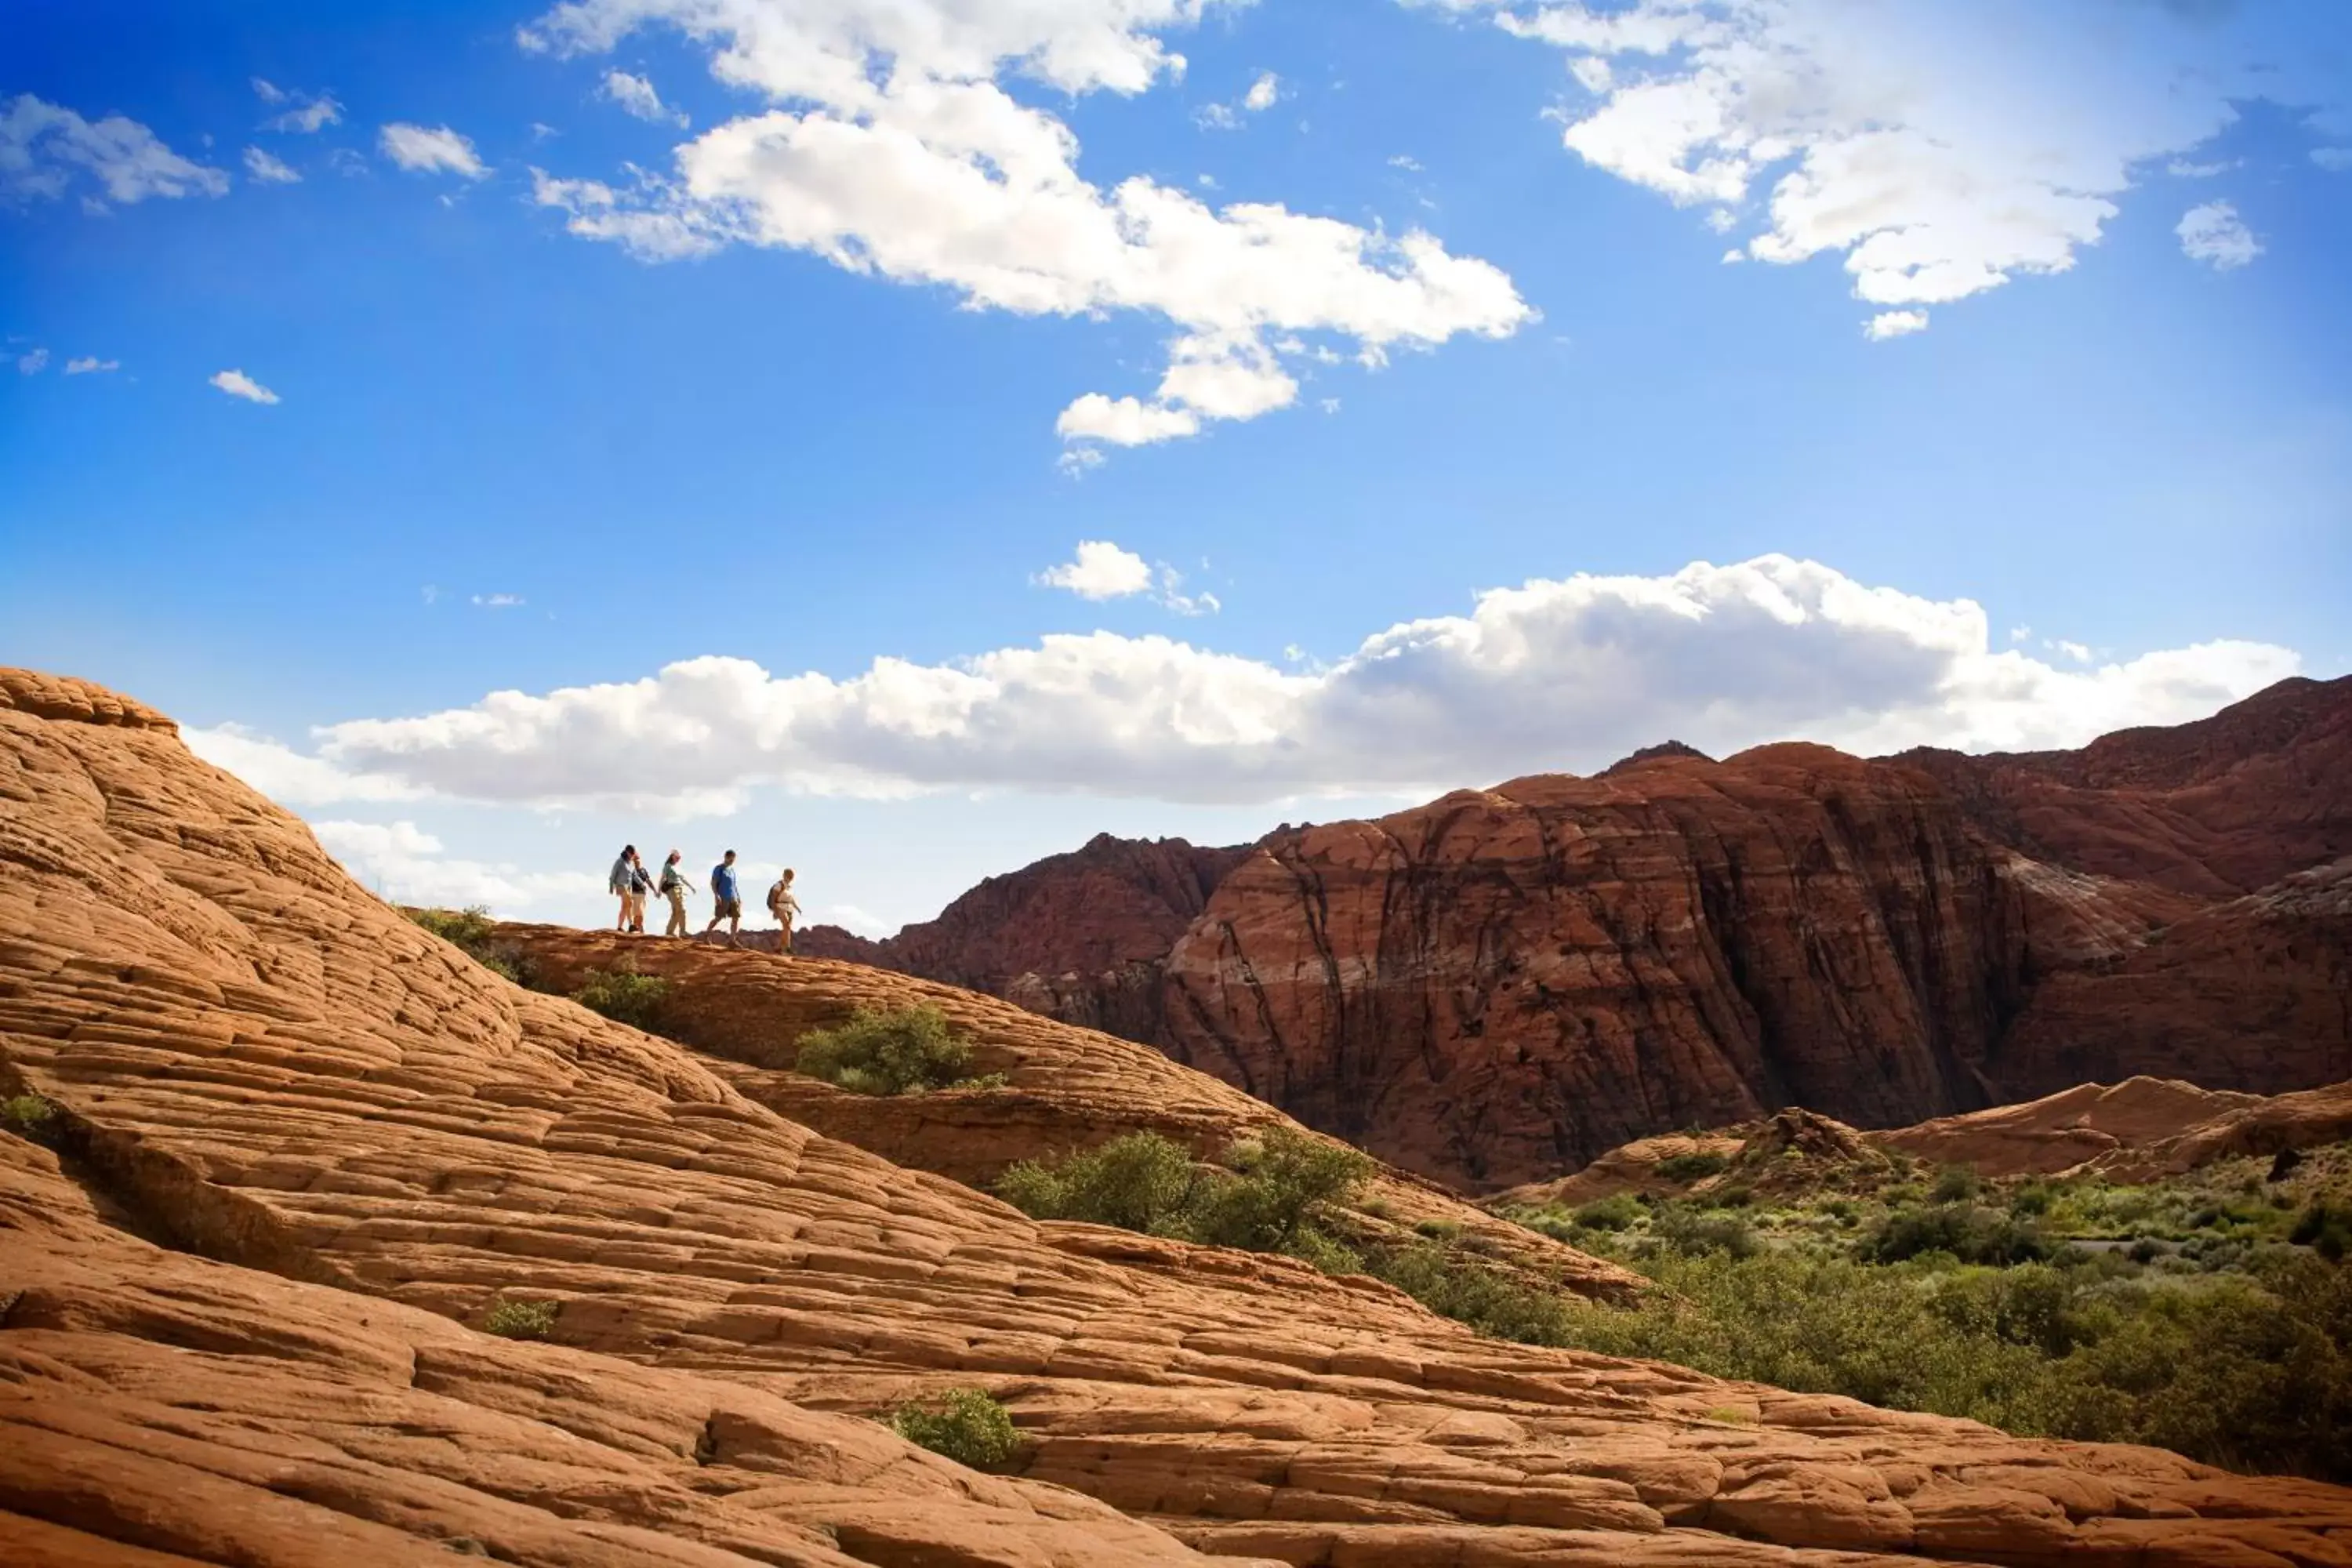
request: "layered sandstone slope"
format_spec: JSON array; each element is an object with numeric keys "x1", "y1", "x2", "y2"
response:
[
  {"x1": 1894, "y1": 673, "x2": 2352, "y2": 898},
  {"x1": 800, "y1": 834, "x2": 1247, "y2": 1041},
  {"x1": 12, "y1": 670, "x2": 2352, "y2": 1564},
  {"x1": 1160, "y1": 746, "x2": 2186, "y2": 1189},
  {"x1": 488, "y1": 923, "x2": 1640, "y2": 1301}
]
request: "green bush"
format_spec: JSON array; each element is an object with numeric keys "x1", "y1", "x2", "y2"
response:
[
  {"x1": 1652, "y1": 1205, "x2": 1759, "y2": 1259},
  {"x1": 1655, "y1": 1150, "x2": 1730, "y2": 1184},
  {"x1": 888, "y1": 1388, "x2": 1022, "y2": 1468},
  {"x1": 997, "y1": 1131, "x2": 1202, "y2": 1234},
  {"x1": 997, "y1": 1127, "x2": 1370, "y2": 1267},
  {"x1": 1864, "y1": 1203, "x2": 2050, "y2": 1266},
  {"x1": 1572, "y1": 1194, "x2": 1643, "y2": 1232},
  {"x1": 2292, "y1": 1201, "x2": 2352, "y2": 1262},
  {"x1": 1, "y1": 1094, "x2": 57, "y2": 1145},
  {"x1": 483, "y1": 1299, "x2": 559, "y2": 1340},
  {"x1": 1929, "y1": 1165, "x2": 1982, "y2": 1203},
  {"x1": 407, "y1": 906, "x2": 524, "y2": 982},
  {"x1": 792, "y1": 1005, "x2": 1004, "y2": 1096},
  {"x1": 568, "y1": 967, "x2": 672, "y2": 1030},
  {"x1": 1368, "y1": 1243, "x2": 1574, "y2": 1345}
]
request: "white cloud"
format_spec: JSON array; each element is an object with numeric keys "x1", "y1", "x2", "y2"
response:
[
  {"x1": 519, "y1": 0, "x2": 1529, "y2": 449},
  {"x1": 2008, "y1": 625, "x2": 2031, "y2": 644},
  {"x1": 379, "y1": 122, "x2": 489, "y2": 179},
  {"x1": 311, "y1": 819, "x2": 601, "y2": 913},
  {"x1": 0, "y1": 93, "x2": 229, "y2": 208},
  {"x1": 64, "y1": 356, "x2": 119, "y2": 374},
  {"x1": 1388, "y1": 154, "x2": 1423, "y2": 172},
  {"x1": 209, "y1": 368, "x2": 280, "y2": 404},
  {"x1": 252, "y1": 78, "x2": 286, "y2": 105},
  {"x1": 1036, "y1": 539, "x2": 1154, "y2": 599},
  {"x1": 2176, "y1": 200, "x2": 2260, "y2": 271},
  {"x1": 826, "y1": 902, "x2": 893, "y2": 938},
  {"x1": 202, "y1": 554, "x2": 2300, "y2": 813},
  {"x1": 1196, "y1": 70, "x2": 1279, "y2": 129},
  {"x1": 1244, "y1": 71, "x2": 1280, "y2": 111},
  {"x1": 473, "y1": 593, "x2": 526, "y2": 608},
  {"x1": 270, "y1": 96, "x2": 343, "y2": 136},
  {"x1": 2165, "y1": 158, "x2": 2234, "y2": 179},
  {"x1": 16, "y1": 347, "x2": 49, "y2": 375},
  {"x1": 2314, "y1": 147, "x2": 2352, "y2": 173},
  {"x1": 243, "y1": 146, "x2": 301, "y2": 183},
  {"x1": 2053, "y1": 641, "x2": 2092, "y2": 663},
  {"x1": 602, "y1": 68, "x2": 688, "y2": 125},
  {"x1": 184, "y1": 724, "x2": 423, "y2": 807},
  {"x1": 1863, "y1": 308, "x2": 1928, "y2": 340},
  {"x1": 1435, "y1": 0, "x2": 2344, "y2": 330}
]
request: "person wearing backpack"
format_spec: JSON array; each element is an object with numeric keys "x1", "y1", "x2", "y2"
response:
[
  {"x1": 625, "y1": 849, "x2": 655, "y2": 934},
  {"x1": 657, "y1": 851, "x2": 697, "y2": 938},
  {"x1": 706, "y1": 850, "x2": 743, "y2": 945},
  {"x1": 608, "y1": 845, "x2": 639, "y2": 933},
  {"x1": 765, "y1": 867, "x2": 800, "y2": 954}
]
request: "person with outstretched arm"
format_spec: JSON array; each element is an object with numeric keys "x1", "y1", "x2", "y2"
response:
[
  {"x1": 706, "y1": 850, "x2": 743, "y2": 945},
  {"x1": 657, "y1": 850, "x2": 697, "y2": 938}
]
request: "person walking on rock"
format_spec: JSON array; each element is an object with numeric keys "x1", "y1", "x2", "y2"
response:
[
  {"x1": 626, "y1": 849, "x2": 654, "y2": 935},
  {"x1": 765, "y1": 867, "x2": 800, "y2": 955},
  {"x1": 608, "y1": 844, "x2": 640, "y2": 933},
  {"x1": 657, "y1": 850, "x2": 697, "y2": 938},
  {"x1": 706, "y1": 849, "x2": 743, "y2": 945}
]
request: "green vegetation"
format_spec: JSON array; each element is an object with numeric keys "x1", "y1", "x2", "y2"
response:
[
  {"x1": 791, "y1": 1004, "x2": 1006, "y2": 1096},
  {"x1": 1, "y1": 1094, "x2": 57, "y2": 1145},
  {"x1": 998, "y1": 1127, "x2": 1372, "y2": 1271},
  {"x1": 1498, "y1": 1138, "x2": 2352, "y2": 1481},
  {"x1": 1654, "y1": 1150, "x2": 1730, "y2": 1184},
  {"x1": 568, "y1": 967, "x2": 673, "y2": 1030},
  {"x1": 482, "y1": 1299, "x2": 559, "y2": 1340},
  {"x1": 405, "y1": 906, "x2": 525, "y2": 983},
  {"x1": 887, "y1": 1388, "x2": 1023, "y2": 1468}
]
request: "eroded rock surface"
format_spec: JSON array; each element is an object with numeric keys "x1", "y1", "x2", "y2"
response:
[{"x1": 9, "y1": 666, "x2": 2352, "y2": 1567}]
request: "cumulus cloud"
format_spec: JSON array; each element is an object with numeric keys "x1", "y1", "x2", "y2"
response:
[
  {"x1": 379, "y1": 122, "x2": 489, "y2": 178},
  {"x1": 1430, "y1": 0, "x2": 2344, "y2": 332},
  {"x1": 1199, "y1": 70, "x2": 1280, "y2": 127},
  {"x1": 209, "y1": 368, "x2": 280, "y2": 404},
  {"x1": 0, "y1": 93, "x2": 229, "y2": 208},
  {"x1": 198, "y1": 554, "x2": 2299, "y2": 813},
  {"x1": 244, "y1": 145, "x2": 301, "y2": 183},
  {"x1": 64, "y1": 356, "x2": 119, "y2": 374},
  {"x1": 253, "y1": 80, "x2": 343, "y2": 135},
  {"x1": 2176, "y1": 200, "x2": 2260, "y2": 270},
  {"x1": 602, "y1": 68, "x2": 688, "y2": 125},
  {"x1": 1036, "y1": 539, "x2": 1155, "y2": 599},
  {"x1": 519, "y1": 0, "x2": 1529, "y2": 449},
  {"x1": 1864, "y1": 309, "x2": 1927, "y2": 340},
  {"x1": 311, "y1": 819, "x2": 600, "y2": 912},
  {"x1": 184, "y1": 723, "x2": 423, "y2": 806}
]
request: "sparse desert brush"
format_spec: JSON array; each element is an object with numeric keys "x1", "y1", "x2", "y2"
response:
[
  {"x1": 791, "y1": 1004, "x2": 1004, "y2": 1095},
  {"x1": 887, "y1": 1388, "x2": 1022, "y2": 1468},
  {"x1": 406, "y1": 906, "x2": 524, "y2": 983},
  {"x1": 1655, "y1": 1151, "x2": 1730, "y2": 1184},
  {"x1": 1, "y1": 1094, "x2": 57, "y2": 1143},
  {"x1": 568, "y1": 967, "x2": 671, "y2": 1030},
  {"x1": 482, "y1": 1298, "x2": 559, "y2": 1340}
]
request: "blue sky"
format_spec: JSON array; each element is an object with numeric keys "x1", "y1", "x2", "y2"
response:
[{"x1": 5, "y1": 0, "x2": 2349, "y2": 933}]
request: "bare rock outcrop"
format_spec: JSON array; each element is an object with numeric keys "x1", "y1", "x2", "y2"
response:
[{"x1": 11, "y1": 666, "x2": 2352, "y2": 1564}]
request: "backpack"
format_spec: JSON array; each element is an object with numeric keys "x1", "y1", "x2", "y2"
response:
[{"x1": 766, "y1": 880, "x2": 787, "y2": 914}]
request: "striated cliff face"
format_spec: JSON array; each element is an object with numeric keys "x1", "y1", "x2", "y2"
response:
[
  {"x1": 23, "y1": 666, "x2": 2352, "y2": 1564},
  {"x1": 822, "y1": 677, "x2": 2352, "y2": 1192}
]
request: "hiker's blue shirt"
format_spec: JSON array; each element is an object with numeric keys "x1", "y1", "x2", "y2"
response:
[{"x1": 712, "y1": 864, "x2": 739, "y2": 900}]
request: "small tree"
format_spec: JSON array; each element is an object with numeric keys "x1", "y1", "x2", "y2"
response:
[
  {"x1": 888, "y1": 1388, "x2": 1022, "y2": 1468},
  {"x1": 569, "y1": 968, "x2": 671, "y2": 1030},
  {"x1": 997, "y1": 1131, "x2": 1201, "y2": 1233},
  {"x1": 793, "y1": 1005, "x2": 1002, "y2": 1095}
]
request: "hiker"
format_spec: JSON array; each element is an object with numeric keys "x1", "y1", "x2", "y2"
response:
[
  {"x1": 657, "y1": 850, "x2": 697, "y2": 938},
  {"x1": 626, "y1": 849, "x2": 655, "y2": 934},
  {"x1": 706, "y1": 849, "x2": 742, "y2": 944},
  {"x1": 608, "y1": 844, "x2": 639, "y2": 932},
  {"x1": 765, "y1": 867, "x2": 800, "y2": 954}
]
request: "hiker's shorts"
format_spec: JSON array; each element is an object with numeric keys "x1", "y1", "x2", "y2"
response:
[{"x1": 713, "y1": 897, "x2": 742, "y2": 919}]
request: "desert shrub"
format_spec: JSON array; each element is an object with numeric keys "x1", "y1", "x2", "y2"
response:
[
  {"x1": 407, "y1": 906, "x2": 524, "y2": 982},
  {"x1": 1864, "y1": 1203, "x2": 2049, "y2": 1266},
  {"x1": 1929, "y1": 1165, "x2": 1982, "y2": 1203},
  {"x1": 1706, "y1": 1184, "x2": 1754, "y2": 1209},
  {"x1": 1, "y1": 1094, "x2": 57, "y2": 1145},
  {"x1": 2009, "y1": 1182, "x2": 2054, "y2": 1217},
  {"x1": 1192, "y1": 1130, "x2": 1373, "y2": 1253},
  {"x1": 1655, "y1": 1150, "x2": 1730, "y2": 1184},
  {"x1": 997, "y1": 1131, "x2": 1202, "y2": 1234},
  {"x1": 792, "y1": 1005, "x2": 1003, "y2": 1096},
  {"x1": 1369, "y1": 1243, "x2": 1575, "y2": 1344},
  {"x1": 888, "y1": 1388, "x2": 1022, "y2": 1468},
  {"x1": 483, "y1": 1299, "x2": 559, "y2": 1340},
  {"x1": 1412, "y1": 1218, "x2": 1461, "y2": 1240},
  {"x1": 568, "y1": 967, "x2": 671, "y2": 1031},
  {"x1": 1651, "y1": 1205, "x2": 1759, "y2": 1259},
  {"x1": 2292, "y1": 1200, "x2": 2352, "y2": 1262},
  {"x1": 1573, "y1": 1194, "x2": 1643, "y2": 1232}
]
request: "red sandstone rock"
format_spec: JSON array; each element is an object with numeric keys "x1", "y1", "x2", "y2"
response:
[{"x1": 10, "y1": 665, "x2": 2352, "y2": 1566}]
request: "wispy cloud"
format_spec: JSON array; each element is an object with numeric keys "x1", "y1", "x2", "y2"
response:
[
  {"x1": 379, "y1": 122, "x2": 488, "y2": 179},
  {"x1": 209, "y1": 368, "x2": 280, "y2": 405},
  {"x1": 601, "y1": 69, "x2": 686, "y2": 126},
  {"x1": 244, "y1": 146, "x2": 300, "y2": 183},
  {"x1": 64, "y1": 355, "x2": 118, "y2": 374},
  {"x1": 253, "y1": 78, "x2": 343, "y2": 134},
  {"x1": 16, "y1": 347, "x2": 49, "y2": 375},
  {"x1": 472, "y1": 593, "x2": 525, "y2": 608},
  {"x1": 0, "y1": 93, "x2": 227, "y2": 209}
]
